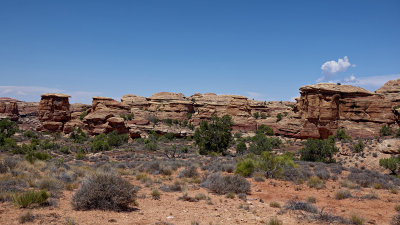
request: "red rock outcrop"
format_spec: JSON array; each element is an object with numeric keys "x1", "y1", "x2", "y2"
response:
[
  {"x1": 82, "y1": 97, "x2": 130, "y2": 135},
  {"x1": 283, "y1": 83, "x2": 397, "y2": 139},
  {"x1": 0, "y1": 100, "x2": 19, "y2": 121},
  {"x1": 376, "y1": 79, "x2": 400, "y2": 103},
  {"x1": 38, "y1": 93, "x2": 71, "y2": 132}
]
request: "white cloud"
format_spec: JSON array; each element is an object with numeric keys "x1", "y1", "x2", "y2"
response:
[
  {"x1": 318, "y1": 56, "x2": 354, "y2": 82},
  {"x1": 0, "y1": 86, "x2": 101, "y2": 104},
  {"x1": 246, "y1": 91, "x2": 265, "y2": 100},
  {"x1": 342, "y1": 74, "x2": 400, "y2": 90}
]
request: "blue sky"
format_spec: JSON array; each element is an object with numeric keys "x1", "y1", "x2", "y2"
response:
[{"x1": 0, "y1": 0, "x2": 399, "y2": 103}]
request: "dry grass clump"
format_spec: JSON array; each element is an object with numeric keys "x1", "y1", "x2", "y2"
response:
[
  {"x1": 19, "y1": 211, "x2": 35, "y2": 224},
  {"x1": 335, "y1": 189, "x2": 352, "y2": 200},
  {"x1": 269, "y1": 201, "x2": 281, "y2": 208},
  {"x1": 71, "y1": 172, "x2": 137, "y2": 211},
  {"x1": 307, "y1": 176, "x2": 325, "y2": 189},
  {"x1": 13, "y1": 190, "x2": 49, "y2": 208},
  {"x1": 200, "y1": 172, "x2": 250, "y2": 194}
]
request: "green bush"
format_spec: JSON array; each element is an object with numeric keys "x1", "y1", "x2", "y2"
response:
[
  {"x1": 235, "y1": 152, "x2": 295, "y2": 178},
  {"x1": 253, "y1": 112, "x2": 260, "y2": 119},
  {"x1": 164, "y1": 132, "x2": 175, "y2": 140},
  {"x1": 336, "y1": 129, "x2": 351, "y2": 141},
  {"x1": 107, "y1": 131, "x2": 129, "y2": 147},
  {"x1": 70, "y1": 127, "x2": 88, "y2": 143},
  {"x1": 276, "y1": 113, "x2": 283, "y2": 122},
  {"x1": 235, "y1": 158, "x2": 255, "y2": 177},
  {"x1": 379, "y1": 157, "x2": 399, "y2": 174},
  {"x1": 0, "y1": 118, "x2": 18, "y2": 147},
  {"x1": 13, "y1": 190, "x2": 49, "y2": 208},
  {"x1": 23, "y1": 130, "x2": 38, "y2": 139},
  {"x1": 25, "y1": 151, "x2": 52, "y2": 163},
  {"x1": 194, "y1": 115, "x2": 233, "y2": 155},
  {"x1": 260, "y1": 113, "x2": 267, "y2": 119},
  {"x1": 120, "y1": 113, "x2": 134, "y2": 121},
  {"x1": 90, "y1": 133, "x2": 111, "y2": 152},
  {"x1": 353, "y1": 140, "x2": 365, "y2": 153},
  {"x1": 380, "y1": 125, "x2": 393, "y2": 136},
  {"x1": 79, "y1": 111, "x2": 88, "y2": 120},
  {"x1": 299, "y1": 136, "x2": 338, "y2": 163},
  {"x1": 248, "y1": 133, "x2": 281, "y2": 155},
  {"x1": 236, "y1": 141, "x2": 247, "y2": 155},
  {"x1": 256, "y1": 124, "x2": 274, "y2": 136}
]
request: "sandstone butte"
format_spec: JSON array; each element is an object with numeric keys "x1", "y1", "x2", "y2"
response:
[{"x1": 2, "y1": 78, "x2": 399, "y2": 139}]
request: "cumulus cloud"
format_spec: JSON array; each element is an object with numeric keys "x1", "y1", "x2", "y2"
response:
[
  {"x1": 317, "y1": 56, "x2": 355, "y2": 82},
  {"x1": 0, "y1": 86, "x2": 101, "y2": 103},
  {"x1": 342, "y1": 74, "x2": 400, "y2": 90}
]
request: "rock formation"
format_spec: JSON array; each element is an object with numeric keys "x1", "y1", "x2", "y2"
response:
[
  {"x1": 38, "y1": 93, "x2": 71, "y2": 132},
  {"x1": 32, "y1": 78, "x2": 400, "y2": 139},
  {"x1": 0, "y1": 99, "x2": 19, "y2": 121},
  {"x1": 283, "y1": 83, "x2": 398, "y2": 139}
]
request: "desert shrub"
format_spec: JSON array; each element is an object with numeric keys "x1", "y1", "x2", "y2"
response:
[
  {"x1": 379, "y1": 156, "x2": 400, "y2": 174},
  {"x1": 200, "y1": 172, "x2": 250, "y2": 194},
  {"x1": 19, "y1": 211, "x2": 35, "y2": 223},
  {"x1": 353, "y1": 140, "x2": 365, "y2": 153},
  {"x1": 71, "y1": 173, "x2": 137, "y2": 211},
  {"x1": 236, "y1": 152, "x2": 295, "y2": 178},
  {"x1": 269, "y1": 201, "x2": 281, "y2": 208},
  {"x1": 69, "y1": 128, "x2": 88, "y2": 144},
  {"x1": 307, "y1": 176, "x2": 325, "y2": 189},
  {"x1": 178, "y1": 166, "x2": 199, "y2": 178},
  {"x1": 160, "y1": 181, "x2": 182, "y2": 192},
  {"x1": 267, "y1": 217, "x2": 282, "y2": 225},
  {"x1": 195, "y1": 193, "x2": 207, "y2": 200},
  {"x1": 284, "y1": 199, "x2": 318, "y2": 213},
  {"x1": 151, "y1": 189, "x2": 161, "y2": 200},
  {"x1": 380, "y1": 125, "x2": 393, "y2": 136},
  {"x1": 107, "y1": 131, "x2": 129, "y2": 147},
  {"x1": 23, "y1": 130, "x2": 38, "y2": 139},
  {"x1": 120, "y1": 113, "x2": 134, "y2": 121},
  {"x1": 336, "y1": 129, "x2": 351, "y2": 141},
  {"x1": 350, "y1": 214, "x2": 364, "y2": 225},
  {"x1": 253, "y1": 112, "x2": 260, "y2": 119},
  {"x1": 248, "y1": 133, "x2": 281, "y2": 154},
  {"x1": 335, "y1": 189, "x2": 351, "y2": 200},
  {"x1": 235, "y1": 158, "x2": 255, "y2": 177},
  {"x1": 164, "y1": 132, "x2": 175, "y2": 140},
  {"x1": 194, "y1": 115, "x2": 233, "y2": 155},
  {"x1": 59, "y1": 146, "x2": 71, "y2": 154},
  {"x1": 13, "y1": 190, "x2": 49, "y2": 208},
  {"x1": 306, "y1": 196, "x2": 316, "y2": 203},
  {"x1": 79, "y1": 110, "x2": 88, "y2": 120},
  {"x1": 256, "y1": 124, "x2": 274, "y2": 136},
  {"x1": 299, "y1": 136, "x2": 338, "y2": 163},
  {"x1": 392, "y1": 213, "x2": 400, "y2": 225},
  {"x1": 0, "y1": 118, "x2": 18, "y2": 139},
  {"x1": 90, "y1": 133, "x2": 111, "y2": 152},
  {"x1": 347, "y1": 167, "x2": 400, "y2": 189},
  {"x1": 25, "y1": 151, "x2": 51, "y2": 163},
  {"x1": 144, "y1": 141, "x2": 157, "y2": 151},
  {"x1": 276, "y1": 113, "x2": 283, "y2": 122},
  {"x1": 236, "y1": 141, "x2": 247, "y2": 155},
  {"x1": 40, "y1": 139, "x2": 59, "y2": 150},
  {"x1": 260, "y1": 113, "x2": 267, "y2": 119},
  {"x1": 314, "y1": 164, "x2": 331, "y2": 180}
]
